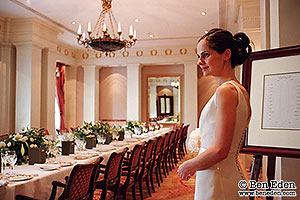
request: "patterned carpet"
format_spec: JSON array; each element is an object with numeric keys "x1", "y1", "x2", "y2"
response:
[
  {"x1": 93, "y1": 152, "x2": 196, "y2": 200},
  {"x1": 143, "y1": 153, "x2": 196, "y2": 200},
  {"x1": 94, "y1": 152, "x2": 266, "y2": 200}
]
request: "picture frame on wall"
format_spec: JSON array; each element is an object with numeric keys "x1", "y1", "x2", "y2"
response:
[{"x1": 241, "y1": 45, "x2": 300, "y2": 158}]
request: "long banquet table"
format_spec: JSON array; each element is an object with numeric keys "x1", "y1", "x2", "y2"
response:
[{"x1": 0, "y1": 128, "x2": 171, "y2": 200}]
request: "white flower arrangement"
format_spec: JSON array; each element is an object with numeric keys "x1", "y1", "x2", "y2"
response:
[
  {"x1": 30, "y1": 144, "x2": 38, "y2": 148},
  {"x1": 0, "y1": 141, "x2": 6, "y2": 148},
  {"x1": 187, "y1": 128, "x2": 201, "y2": 152}
]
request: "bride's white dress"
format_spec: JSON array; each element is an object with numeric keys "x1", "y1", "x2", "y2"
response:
[{"x1": 194, "y1": 81, "x2": 250, "y2": 200}]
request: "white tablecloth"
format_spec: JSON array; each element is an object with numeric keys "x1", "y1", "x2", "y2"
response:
[{"x1": 0, "y1": 128, "x2": 170, "y2": 200}]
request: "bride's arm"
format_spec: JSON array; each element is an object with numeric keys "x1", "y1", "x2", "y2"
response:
[{"x1": 177, "y1": 84, "x2": 238, "y2": 180}]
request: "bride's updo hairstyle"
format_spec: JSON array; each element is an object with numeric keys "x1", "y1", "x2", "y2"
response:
[{"x1": 198, "y1": 28, "x2": 252, "y2": 68}]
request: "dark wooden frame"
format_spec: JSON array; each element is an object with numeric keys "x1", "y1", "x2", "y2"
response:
[
  {"x1": 157, "y1": 94, "x2": 174, "y2": 117},
  {"x1": 241, "y1": 45, "x2": 300, "y2": 200},
  {"x1": 240, "y1": 45, "x2": 300, "y2": 158}
]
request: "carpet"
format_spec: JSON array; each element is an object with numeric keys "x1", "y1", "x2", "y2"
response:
[{"x1": 93, "y1": 152, "x2": 197, "y2": 200}]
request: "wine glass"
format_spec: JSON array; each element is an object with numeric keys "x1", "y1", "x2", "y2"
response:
[
  {"x1": 6, "y1": 150, "x2": 17, "y2": 174},
  {"x1": 97, "y1": 134, "x2": 106, "y2": 145},
  {"x1": 115, "y1": 133, "x2": 120, "y2": 141},
  {"x1": 112, "y1": 132, "x2": 120, "y2": 142},
  {"x1": 1, "y1": 151, "x2": 8, "y2": 174},
  {"x1": 46, "y1": 144, "x2": 54, "y2": 163},
  {"x1": 75, "y1": 138, "x2": 86, "y2": 153},
  {"x1": 52, "y1": 145, "x2": 58, "y2": 160}
]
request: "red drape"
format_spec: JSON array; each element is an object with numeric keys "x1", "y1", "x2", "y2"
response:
[{"x1": 56, "y1": 62, "x2": 66, "y2": 131}]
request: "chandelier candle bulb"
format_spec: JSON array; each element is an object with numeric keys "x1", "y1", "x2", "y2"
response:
[
  {"x1": 118, "y1": 22, "x2": 121, "y2": 33},
  {"x1": 133, "y1": 30, "x2": 137, "y2": 39},
  {"x1": 82, "y1": 32, "x2": 86, "y2": 40},
  {"x1": 129, "y1": 25, "x2": 133, "y2": 37},
  {"x1": 88, "y1": 22, "x2": 92, "y2": 32},
  {"x1": 103, "y1": 23, "x2": 106, "y2": 32},
  {"x1": 77, "y1": 24, "x2": 82, "y2": 35}
]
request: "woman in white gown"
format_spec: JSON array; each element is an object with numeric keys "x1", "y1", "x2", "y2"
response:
[{"x1": 177, "y1": 28, "x2": 252, "y2": 200}]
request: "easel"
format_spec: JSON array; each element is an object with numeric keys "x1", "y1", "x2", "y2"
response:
[{"x1": 248, "y1": 155, "x2": 276, "y2": 200}]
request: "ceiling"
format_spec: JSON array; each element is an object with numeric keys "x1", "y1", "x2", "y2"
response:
[{"x1": 0, "y1": 0, "x2": 224, "y2": 49}]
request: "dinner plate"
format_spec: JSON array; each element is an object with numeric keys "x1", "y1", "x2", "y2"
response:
[
  {"x1": 133, "y1": 135, "x2": 149, "y2": 138},
  {"x1": 112, "y1": 143, "x2": 127, "y2": 147},
  {"x1": 70, "y1": 154, "x2": 93, "y2": 160},
  {"x1": 6, "y1": 174, "x2": 33, "y2": 182},
  {"x1": 88, "y1": 152, "x2": 100, "y2": 157},
  {"x1": 39, "y1": 164, "x2": 60, "y2": 171},
  {"x1": 124, "y1": 138, "x2": 140, "y2": 142},
  {"x1": 94, "y1": 146, "x2": 116, "y2": 152},
  {"x1": 59, "y1": 161, "x2": 74, "y2": 167}
]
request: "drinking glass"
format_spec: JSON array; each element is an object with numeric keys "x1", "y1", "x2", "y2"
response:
[
  {"x1": 1, "y1": 151, "x2": 8, "y2": 174},
  {"x1": 115, "y1": 133, "x2": 120, "y2": 141},
  {"x1": 75, "y1": 139, "x2": 86, "y2": 153},
  {"x1": 6, "y1": 150, "x2": 17, "y2": 174},
  {"x1": 124, "y1": 131, "x2": 132, "y2": 139},
  {"x1": 97, "y1": 135, "x2": 106, "y2": 145},
  {"x1": 46, "y1": 145, "x2": 53, "y2": 163},
  {"x1": 112, "y1": 132, "x2": 118, "y2": 140},
  {"x1": 52, "y1": 145, "x2": 58, "y2": 159}
]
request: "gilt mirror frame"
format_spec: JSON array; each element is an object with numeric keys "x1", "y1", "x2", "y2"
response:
[{"x1": 146, "y1": 75, "x2": 183, "y2": 124}]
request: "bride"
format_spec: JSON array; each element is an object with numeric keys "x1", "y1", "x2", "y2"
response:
[{"x1": 177, "y1": 28, "x2": 252, "y2": 200}]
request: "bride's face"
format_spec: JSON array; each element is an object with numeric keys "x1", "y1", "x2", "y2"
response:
[{"x1": 196, "y1": 40, "x2": 228, "y2": 77}]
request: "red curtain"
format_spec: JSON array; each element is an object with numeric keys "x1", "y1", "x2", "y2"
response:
[{"x1": 56, "y1": 62, "x2": 66, "y2": 131}]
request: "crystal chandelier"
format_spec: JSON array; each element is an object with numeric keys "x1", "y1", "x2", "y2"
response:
[{"x1": 76, "y1": 0, "x2": 137, "y2": 55}]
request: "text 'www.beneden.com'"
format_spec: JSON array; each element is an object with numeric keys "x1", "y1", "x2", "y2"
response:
[{"x1": 238, "y1": 180, "x2": 297, "y2": 197}]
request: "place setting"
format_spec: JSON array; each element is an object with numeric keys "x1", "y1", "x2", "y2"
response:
[
  {"x1": 0, "y1": 150, "x2": 37, "y2": 183},
  {"x1": 124, "y1": 137, "x2": 140, "y2": 142},
  {"x1": 1, "y1": 173, "x2": 36, "y2": 182},
  {"x1": 110, "y1": 140, "x2": 129, "y2": 147},
  {"x1": 93, "y1": 145, "x2": 117, "y2": 152},
  {"x1": 69, "y1": 152, "x2": 99, "y2": 160}
]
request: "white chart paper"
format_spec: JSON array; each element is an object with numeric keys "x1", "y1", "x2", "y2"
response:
[{"x1": 262, "y1": 72, "x2": 300, "y2": 130}]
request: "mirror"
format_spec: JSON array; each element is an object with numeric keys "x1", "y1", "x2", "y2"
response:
[{"x1": 148, "y1": 76, "x2": 181, "y2": 123}]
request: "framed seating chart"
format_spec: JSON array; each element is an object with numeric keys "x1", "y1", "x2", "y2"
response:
[{"x1": 241, "y1": 45, "x2": 300, "y2": 158}]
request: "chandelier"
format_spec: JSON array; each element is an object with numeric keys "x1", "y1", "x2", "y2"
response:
[{"x1": 76, "y1": 0, "x2": 137, "y2": 55}]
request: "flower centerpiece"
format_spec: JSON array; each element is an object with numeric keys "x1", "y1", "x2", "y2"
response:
[
  {"x1": 94, "y1": 121, "x2": 111, "y2": 136},
  {"x1": 125, "y1": 120, "x2": 145, "y2": 135},
  {"x1": 111, "y1": 125, "x2": 125, "y2": 141},
  {"x1": 95, "y1": 121, "x2": 112, "y2": 144},
  {"x1": 1, "y1": 127, "x2": 55, "y2": 165},
  {"x1": 72, "y1": 121, "x2": 112, "y2": 147},
  {"x1": 72, "y1": 121, "x2": 111, "y2": 139}
]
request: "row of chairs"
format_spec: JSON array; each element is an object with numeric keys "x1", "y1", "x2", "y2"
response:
[{"x1": 15, "y1": 123, "x2": 190, "y2": 200}]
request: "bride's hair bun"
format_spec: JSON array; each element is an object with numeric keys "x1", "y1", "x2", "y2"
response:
[
  {"x1": 232, "y1": 32, "x2": 252, "y2": 65},
  {"x1": 198, "y1": 28, "x2": 252, "y2": 68}
]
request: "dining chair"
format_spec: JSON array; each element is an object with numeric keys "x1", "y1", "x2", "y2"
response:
[
  {"x1": 15, "y1": 156, "x2": 103, "y2": 200},
  {"x1": 149, "y1": 135, "x2": 165, "y2": 191},
  {"x1": 161, "y1": 131, "x2": 170, "y2": 177},
  {"x1": 166, "y1": 130, "x2": 176, "y2": 171},
  {"x1": 119, "y1": 143, "x2": 144, "y2": 200},
  {"x1": 172, "y1": 127, "x2": 182, "y2": 166},
  {"x1": 175, "y1": 126, "x2": 184, "y2": 161},
  {"x1": 177, "y1": 124, "x2": 186, "y2": 159},
  {"x1": 94, "y1": 147, "x2": 128, "y2": 200},
  {"x1": 137, "y1": 139, "x2": 156, "y2": 200},
  {"x1": 180, "y1": 124, "x2": 190, "y2": 157}
]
